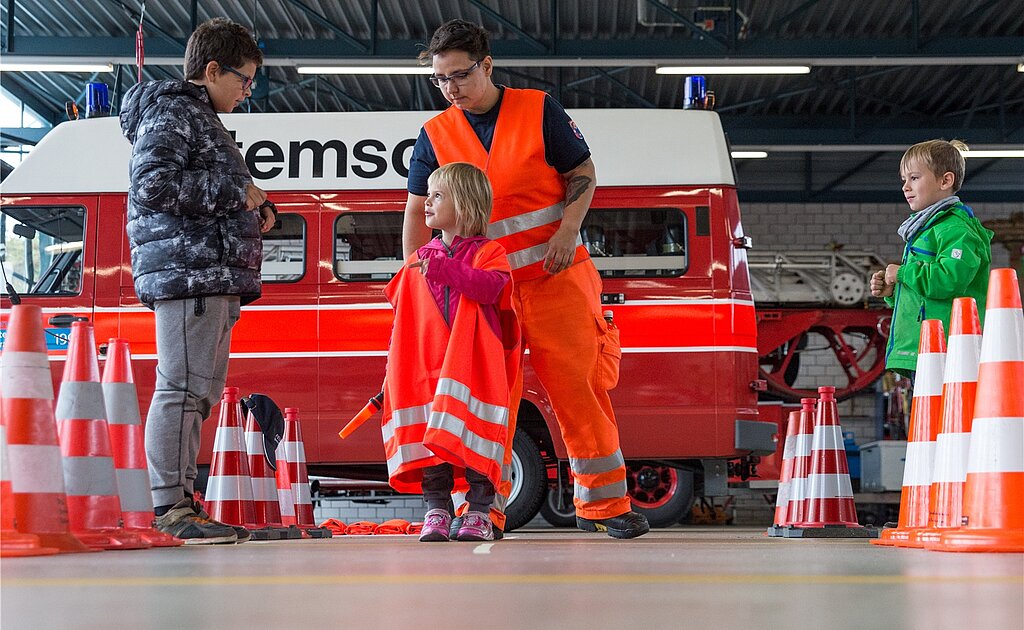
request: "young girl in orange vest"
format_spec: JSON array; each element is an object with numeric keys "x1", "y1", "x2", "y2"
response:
[{"x1": 381, "y1": 162, "x2": 520, "y2": 542}]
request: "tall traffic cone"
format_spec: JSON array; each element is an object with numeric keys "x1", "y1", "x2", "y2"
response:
[
  {"x1": 933, "y1": 268, "x2": 1024, "y2": 552},
  {"x1": 911, "y1": 301, "x2": 982, "y2": 547},
  {"x1": 204, "y1": 387, "x2": 256, "y2": 528},
  {"x1": 873, "y1": 319, "x2": 947, "y2": 547},
  {"x1": 56, "y1": 322, "x2": 148, "y2": 550},
  {"x1": 783, "y1": 398, "x2": 817, "y2": 527},
  {"x1": 1, "y1": 421, "x2": 58, "y2": 556},
  {"x1": 243, "y1": 409, "x2": 285, "y2": 540},
  {"x1": 278, "y1": 407, "x2": 330, "y2": 538},
  {"x1": 767, "y1": 408, "x2": 801, "y2": 536},
  {"x1": 1, "y1": 305, "x2": 91, "y2": 553},
  {"x1": 785, "y1": 386, "x2": 877, "y2": 538},
  {"x1": 101, "y1": 339, "x2": 181, "y2": 547}
]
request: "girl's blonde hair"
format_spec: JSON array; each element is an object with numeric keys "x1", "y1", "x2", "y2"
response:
[
  {"x1": 900, "y1": 139, "x2": 969, "y2": 192},
  {"x1": 428, "y1": 162, "x2": 493, "y2": 237}
]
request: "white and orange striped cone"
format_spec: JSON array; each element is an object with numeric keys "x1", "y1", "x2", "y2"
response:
[
  {"x1": 274, "y1": 436, "x2": 297, "y2": 527},
  {"x1": 279, "y1": 407, "x2": 330, "y2": 538},
  {"x1": 932, "y1": 268, "x2": 1024, "y2": 552},
  {"x1": 101, "y1": 339, "x2": 181, "y2": 547},
  {"x1": 1, "y1": 421, "x2": 58, "y2": 556},
  {"x1": 1, "y1": 305, "x2": 91, "y2": 553},
  {"x1": 783, "y1": 398, "x2": 816, "y2": 528},
  {"x1": 785, "y1": 386, "x2": 876, "y2": 538},
  {"x1": 912, "y1": 300, "x2": 982, "y2": 548},
  {"x1": 56, "y1": 321, "x2": 149, "y2": 549},
  {"x1": 205, "y1": 387, "x2": 256, "y2": 528},
  {"x1": 242, "y1": 409, "x2": 286, "y2": 540},
  {"x1": 874, "y1": 319, "x2": 946, "y2": 547},
  {"x1": 767, "y1": 408, "x2": 801, "y2": 536}
]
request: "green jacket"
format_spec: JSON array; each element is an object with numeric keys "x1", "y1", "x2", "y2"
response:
[{"x1": 884, "y1": 201, "x2": 993, "y2": 376}]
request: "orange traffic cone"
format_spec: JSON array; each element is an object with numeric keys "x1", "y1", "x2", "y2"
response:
[
  {"x1": 767, "y1": 408, "x2": 801, "y2": 536},
  {"x1": 274, "y1": 435, "x2": 297, "y2": 527},
  {"x1": 786, "y1": 386, "x2": 876, "y2": 538},
  {"x1": 1, "y1": 421, "x2": 58, "y2": 556},
  {"x1": 874, "y1": 319, "x2": 946, "y2": 547},
  {"x1": 242, "y1": 409, "x2": 287, "y2": 540},
  {"x1": 101, "y1": 339, "x2": 181, "y2": 547},
  {"x1": 1, "y1": 305, "x2": 91, "y2": 553},
  {"x1": 204, "y1": 387, "x2": 256, "y2": 528},
  {"x1": 783, "y1": 398, "x2": 816, "y2": 528},
  {"x1": 279, "y1": 408, "x2": 330, "y2": 538},
  {"x1": 56, "y1": 322, "x2": 148, "y2": 550},
  {"x1": 933, "y1": 268, "x2": 1024, "y2": 552},
  {"x1": 911, "y1": 300, "x2": 982, "y2": 547}
]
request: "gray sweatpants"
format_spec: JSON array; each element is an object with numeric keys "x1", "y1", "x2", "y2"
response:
[{"x1": 145, "y1": 296, "x2": 240, "y2": 509}]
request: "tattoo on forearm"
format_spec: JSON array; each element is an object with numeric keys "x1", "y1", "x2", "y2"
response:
[{"x1": 565, "y1": 175, "x2": 593, "y2": 205}]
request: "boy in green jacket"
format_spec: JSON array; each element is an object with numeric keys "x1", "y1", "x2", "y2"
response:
[{"x1": 870, "y1": 139, "x2": 994, "y2": 377}]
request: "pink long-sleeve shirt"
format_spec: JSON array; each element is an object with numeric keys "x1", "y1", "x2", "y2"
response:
[{"x1": 416, "y1": 235, "x2": 510, "y2": 333}]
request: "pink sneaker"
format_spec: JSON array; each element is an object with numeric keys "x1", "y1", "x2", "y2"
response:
[
  {"x1": 418, "y1": 508, "x2": 452, "y2": 542},
  {"x1": 456, "y1": 511, "x2": 494, "y2": 541}
]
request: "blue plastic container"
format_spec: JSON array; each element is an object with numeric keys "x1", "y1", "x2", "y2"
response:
[{"x1": 86, "y1": 82, "x2": 110, "y2": 118}]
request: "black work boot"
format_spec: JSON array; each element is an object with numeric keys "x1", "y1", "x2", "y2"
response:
[{"x1": 577, "y1": 511, "x2": 650, "y2": 539}]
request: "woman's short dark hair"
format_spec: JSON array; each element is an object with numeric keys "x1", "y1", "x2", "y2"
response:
[
  {"x1": 184, "y1": 18, "x2": 263, "y2": 80},
  {"x1": 418, "y1": 19, "x2": 491, "y2": 63}
]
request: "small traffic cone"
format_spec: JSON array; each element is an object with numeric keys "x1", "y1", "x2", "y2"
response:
[
  {"x1": 874, "y1": 319, "x2": 946, "y2": 547},
  {"x1": 204, "y1": 387, "x2": 256, "y2": 528},
  {"x1": 767, "y1": 408, "x2": 801, "y2": 536},
  {"x1": 785, "y1": 386, "x2": 877, "y2": 538},
  {"x1": 243, "y1": 409, "x2": 285, "y2": 540},
  {"x1": 2, "y1": 306, "x2": 91, "y2": 553},
  {"x1": 1, "y1": 422, "x2": 58, "y2": 556},
  {"x1": 101, "y1": 339, "x2": 181, "y2": 547},
  {"x1": 274, "y1": 436, "x2": 297, "y2": 527},
  {"x1": 911, "y1": 301, "x2": 982, "y2": 547},
  {"x1": 783, "y1": 398, "x2": 816, "y2": 527},
  {"x1": 279, "y1": 407, "x2": 330, "y2": 538},
  {"x1": 56, "y1": 322, "x2": 148, "y2": 550},
  {"x1": 933, "y1": 268, "x2": 1024, "y2": 552}
]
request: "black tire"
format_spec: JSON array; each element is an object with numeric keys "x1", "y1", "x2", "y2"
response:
[
  {"x1": 502, "y1": 429, "x2": 547, "y2": 531},
  {"x1": 539, "y1": 484, "x2": 577, "y2": 527},
  {"x1": 627, "y1": 465, "x2": 696, "y2": 528}
]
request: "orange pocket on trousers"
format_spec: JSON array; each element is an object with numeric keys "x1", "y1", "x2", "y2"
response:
[{"x1": 594, "y1": 316, "x2": 622, "y2": 391}]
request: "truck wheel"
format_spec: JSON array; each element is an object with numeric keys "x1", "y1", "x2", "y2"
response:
[
  {"x1": 502, "y1": 429, "x2": 546, "y2": 532},
  {"x1": 627, "y1": 464, "x2": 696, "y2": 528},
  {"x1": 539, "y1": 484, "x2": 576, "y2": 527}
]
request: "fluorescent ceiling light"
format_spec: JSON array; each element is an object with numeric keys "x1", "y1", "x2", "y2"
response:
[
  {"x1": 0, "y1": 62, "x2": 113, "y2": 73},
  {"x1": 960, "y1": 150, "x2": 1024, "y2": 158},
  {"x1": 1018, "y1": 63, "x2": 1023, "y2": 72},
  {"x1": 297, "y1": 66, "x2": 433, "y2": 75},
  {"x1": 657, "y1": 65, "x2": 810, "y2": 75},
  {"x1": 731, "y1": 151, "x2": 768, "y2": 159}
]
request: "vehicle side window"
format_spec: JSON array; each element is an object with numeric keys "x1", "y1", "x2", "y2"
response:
[
  {"x1": 261, "y1": 213, "x2": 306, "y2": 283},
  {"x1": 0, "y1": 206, "x2": 85, "y2": 295},
  {"x1": 582, "y1": 208, "x2": 688, "y2": 277},
  {"x1": 334, "y1": 213, "x2": 405, "y2": 281}
]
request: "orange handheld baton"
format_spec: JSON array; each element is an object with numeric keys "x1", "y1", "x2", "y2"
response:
[{"x1": 338, "y1": 392, "x2": 384, "y2": 439}]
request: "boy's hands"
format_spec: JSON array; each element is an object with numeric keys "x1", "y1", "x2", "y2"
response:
[
  {"x1": 258, "y1": 203, "x2": 275, "y2": 233},
  {"x1": 870, "y1": 265, "x2": 900, "y2": 298},
  {"x1": 245, "y1": 183, "x2": 268, "y2": 211}
]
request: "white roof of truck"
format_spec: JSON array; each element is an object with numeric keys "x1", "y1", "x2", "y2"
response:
[{"x1": 1, "y1": 108, "x2": 735, "y2": 194}]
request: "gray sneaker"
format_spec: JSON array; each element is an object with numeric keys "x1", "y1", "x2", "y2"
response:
[
  {"x1": 192, "y1": 499, "x2": 251, "y2": 543},
  {"x1": 154, "y1": 498, "x2": 237, "y2": 545}
]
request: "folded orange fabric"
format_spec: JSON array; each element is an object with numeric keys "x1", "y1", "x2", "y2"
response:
[
  {"x1": 319, "y1": 518, "x2": 348, "y2": 535},
  {"x1": 407, "y1": 522, "x2": 424, "y2": 535},
  {"x1": 375, "y1": 519, "x2": 411, "y2": 535},
  {"x1": 346, "y1": 521, "x2": 378, "y2": 535}
]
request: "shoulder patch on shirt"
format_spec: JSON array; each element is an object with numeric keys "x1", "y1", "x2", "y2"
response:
[
  {"x1": 951, "y1": 248, "x2": 962, "y2": 259},
  {"x1": 568, "y1": 120, "x2": 584, "y2": 140}
]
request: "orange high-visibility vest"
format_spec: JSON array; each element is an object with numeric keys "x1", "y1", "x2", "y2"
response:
[
  {"x1": 380, "y1": 241, "x2": 521, "y2": 493},
  {"x1": 423, "y1": 88, "x2": 589, "y2": 281}
]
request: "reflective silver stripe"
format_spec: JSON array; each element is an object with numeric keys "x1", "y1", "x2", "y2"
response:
[
  {"x1": 54, "y1": 382, "x2": 107, "y2": 421},
  {"x1": 0, "y1": 426, "x2": 8, "y2": 482},
  {"x1": 278, "y1": 440, "x2": 306, "y2": 462},
  {"x1": 575, "y1": 478, "x2": 627, "y2": 503},
  {"x1": 427, "y1": 411, "x2": 506, "y2": 465},
  {"x1": 62, "y1": 456, "x2": 117, "y2": 496},
  {"x1": 102, "y1": 383, "x2": 142, "y2": 425},
  {"x1": 252, "y1": 477, "x2": 279, "y2": 502},
  {"x1": 116, "y1": 468, "x2": 153, "y2": 511},
  {"x1": 435, "y1": 378, "x2": 509, "y2": 426},
  {"x1": 245, "y1": 430, "x2": 264, "y2": 457},
  {"x1": 804, "y1": 473, "x2": 854, "y2": 499},
  {"x1": 206, "y1": 475, "x2": 255, "y2": 501},
  {"x1": 570, "y1": 450, "x2": 625, "y2": 476},
  {"x1": 278, "y1": 490, "x2": 295, "y2": 516},
  {"x1": 386, "y1": 443, "x2": 436, "y2": 476},
  {"x1": 381, "y1": 403, "x2": 431, "y2": 444},
  {"x1": 1, "y1": 351, "x2": 54, "y2": 399},
  {"x1": 506, "y1": 235, "x2": 584, "y2": 270},
  {"x1": 213, "y1": 426, "x2": 245, "y2": 453},
  {"x1": 488, "y1": 202, "x2": 566, "y2": 239},
  {"x1": 292, "y1": 482, "x2": 312, "y2": 503},
  {"x1": 8, "y1": 444, "x2": 65, "y2": 493}
]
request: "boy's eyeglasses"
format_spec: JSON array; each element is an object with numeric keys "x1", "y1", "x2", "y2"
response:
[
  {"x1": 429, "y1": 61, "x2": 481, "y2": 88},
  {"x1": 222, "y1": 65, "x2": 256, "y2": 91}
]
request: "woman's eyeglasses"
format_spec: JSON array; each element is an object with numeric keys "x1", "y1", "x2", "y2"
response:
[
  {"x1": 222, "y1": 65, "x2": 256, "y2": 91},
  {"x1": 429, "y1": 60, "x2": 481, "y2": 88}
]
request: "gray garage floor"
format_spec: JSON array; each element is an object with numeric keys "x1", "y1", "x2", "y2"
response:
[{"x1": 3, "y1": 527, "x2": 1022, "y2": 630}]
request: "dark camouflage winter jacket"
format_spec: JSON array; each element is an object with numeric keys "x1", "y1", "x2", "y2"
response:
[{"x1": 120, "y1": 79, "x2": 262, "y2": 307}]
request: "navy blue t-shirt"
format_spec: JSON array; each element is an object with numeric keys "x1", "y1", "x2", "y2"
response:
[{"x1": 407, "y1": 87, "x2": 590, "y2": 196}]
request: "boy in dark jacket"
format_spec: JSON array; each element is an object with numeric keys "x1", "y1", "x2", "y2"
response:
[
  {"x1": 119, "y1": 17, "x2": 275, "y2": 544},
  {"x1": 870, "y1": 139, "x2": 993, "y2": 377}
]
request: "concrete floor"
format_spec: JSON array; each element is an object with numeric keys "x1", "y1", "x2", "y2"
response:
[{"x1": 3, "y1": 527, "x2": 1022, "y2": 630}]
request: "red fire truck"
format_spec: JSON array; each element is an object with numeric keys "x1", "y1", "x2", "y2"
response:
[{"x1": 2, "y1": 109, "x2": 780, "y2": 529}]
